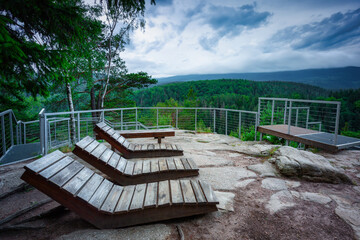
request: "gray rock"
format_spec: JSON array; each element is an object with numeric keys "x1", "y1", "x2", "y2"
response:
[
  {"x1": 197, "y1": 167, "x2": 257, "y2": 190},
  {"x1": 235, "y1": 179, "x2": 256, "y2": 188},
  {"x1": 236, "y1": 143, "x2": 280, "y2": 156},
  {"x1": 273, "y1": 147, "x2": 353, "y2": 184},
  {"x1": 266, "y1": 190, "x2": 295, "y2": 214},
  {"x1": 335, "y1": 206, "x2": 360, "y2": 240},
  {"x1": 291, "y1": 191, "x2": 332, "y2": 205},
  {"x1": 214, "y1": 191, "x2": 235, "y2": 212},
  {"x1": 261, "y1": 178, "x2": 287, "y2": 191},
  {"x1": 285, "y1": 180, "x2": 301, "y2": 189},
  {"x1": 247, "y1": 161, "x2": 279, "y2": 177},
  {"x1": 56, "y1": 224, "x2": 173, "y2": 240}
]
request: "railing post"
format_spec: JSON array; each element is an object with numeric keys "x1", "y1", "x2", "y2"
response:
[
  {"x1": 67, "y1": 119, "x2": 70, "y2": 144},
  {"x1": 156, "y1": 108, "x2": 159, "y2": 129},
  {"x1": 287, "y1": 101, "x2": 292, "y2": 134},
  {"x1": 213, "y1": 109, "x2": 216, "y2": 133},
  {"x1": 238, "y1": 111, "x2": 242, "y2": 139},
  {"x1": 23, "y1": 123, "x2": 26, "y2": 144},
  {"x1": 39, "y1": 108, "x2": 46, "y2": 155},
  {"x1": 271, "y1": 99, "x2": 275, "y2": 125},
  {"x1": 295, "y1": 108, "x2": 299, "y2": 127},
  {"x1": 284, "y1": 100, "x2": 288, "y2": 124},
  {"x1": 121, "y1": 109, "x2": 123, "y2": 130},
  {"x1": 176, "y1": 109, "x2": 178, "y2": 129},
  {"x1": 48, "y1": 120, "x2": 51, "y2": 149},
  {"x1": 77, "y1": 113, "x2": 80, "y2": 141},
  {"x1": 306, "y1": 108, "x2": 310, "y2": 129},
  {"x1": 257, "y1": 98, "x2": 261, "y2": 126},
  {"x1": 1, "y1": 115, "x2": 6, "y2": 155},
  {"x1": 254, "y1": 113, "x2": 258, "y2": 141},
  {"x1": 135, "y1": 108, "x2": 138, "y2": 130},
  {"x1": 195, "y1": 109, "x2": 197, "y2": 133},
  {"x1": 16, "y1": 121, "x2": 19, "y2": 145},
  {"x1": 54, "y1": 122, "x2": 57, "y2": 141},
  {"x1": 9, "y1": 113, "x2": 13, "y2": 146},
  {"x1": 334, "y1": 102, "x2": 341, "y2": 144},
  {"x1": 225, "y1": 110, "x2": 228, "y2": 135}
]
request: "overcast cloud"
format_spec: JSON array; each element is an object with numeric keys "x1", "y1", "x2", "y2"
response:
[{"x1": 121, "y1": 0, "x2": 360, "y2": 77}]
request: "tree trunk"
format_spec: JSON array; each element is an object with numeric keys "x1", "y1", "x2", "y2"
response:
[{"x1": 66, "y1": 82, "x2": 77, "y2": 144}]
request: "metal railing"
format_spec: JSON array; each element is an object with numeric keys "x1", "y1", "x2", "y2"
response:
[
  {"x1": 258, "y1": 97, "x2": 341, "y2": 144},
  {"x1": 39, "y1": 107, "x2": 259, "y2": 155}
]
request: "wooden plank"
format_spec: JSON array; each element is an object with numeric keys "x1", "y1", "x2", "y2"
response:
[
  {"x1": 175, "y1": 144, "x2": 183, "y2": 151},
  {"x1": 99, "y1": 148, "x2": 113, "y2": 164},
  {"x1": 158, "y1": 159, "x2": 168, "y2": 171},
  {"x1": 49, "y1": 161, "x2": 83, "y2": 187},
  {"x1": 165, "y1": 144, "x2": 172, "y2": 150},
  {"x1": 116, "y1": 157, "x2": 127, "y2": 173},
  {"x1": 115, "y1": 185, "x2": 135, "y2": 212},
  {"x1": 166, "y1": 158, "x2": 176, "y2": 170},
  {"x1": 180, "y1": 180, "x2": 197, "y2": 204},
  {"x1": 129, "y1": 183, "x2": 147, "y2": 211},
  {"x1": 181, "y1": 158, "x2": 191, "y2": 170},
  {"x1": 144, "y1": 182, "x2": 157, "y2": 208},
  {"x1": 106, "y1": 128, "x2": 116, "y2": 136},
  {"x1": 134, "y1": 144, "x2": 141, "y2": 151},
  {"x1": 26, "y1": 151, "x2": 64, "y2": 173},
  {"x1": 112, "y1": 132, "x2": 121, "y2": 141},
  {"x1": 117, "y1": 135, "x2": 126, "y2": 144},
  {"x1": 199, "y1": 180, "x2": 218, "y2": 203},
  {"x1": 142, "y1": 160, "x2": 151, "y2": 174},
  {"x1": 100, "y1": 185, "x2": 124, "y2": 213},
  {"x1": 174, "y1": 158, "x2": 184, "y2": 170},
  {"x1": 170, "y1": 180, "x2": 183, "y2": 205},
  {"x1": 39, "y1": 157, "x2": 73, "y2": 179},
  {"x1": 133, "y1": 161, "x2": 143, "y2": 175},
  {"x1": 77, "y1": 174, "x2": 103, "y2": 202},
  {"x1": 96, "y1": 122, "x2": 106, "y2": 128},
  {"x1": 107, "y1": 153, "x2": 120, "y2": 168},
  {"x1": 191, "y1": 180, "x2": 206, "y2": 203},
  {"x1": 187, "y1": 158, "x2": 197, "y2": 170},
  {"x1": 91, "y1": 144, "x2": 107, "y2": 159},
  {"x1": 63, "y1": 168, "x2": 94, "y2": 195},
  {"x1": 123, "y1": 140, "x2": 131, "y2": 150},
  {"x1": 124, "y1": 161, "x2": 135, "y2": 175},
  {"x1": 154, "y1": 144, "x2": 160, "y2": 150},
  {"x1": 158, "y1": 180, "x2": 170, "y2": 206},
  {"x1": 128, "y1": 144, "x2": 136, "y2": 151},
  {"x1": 150, "y1": 160, "x2": 159, "y2": 173},
  {"x1": 102, "y1": 125, "x2": 111, "y2": 132},
  {"x1": 147, "y1": 144, "x2": 155, "y2": 150},
  {"x1": 159, "y1": 144, "x2": 166, "y2": 150},
  {"x1": 75, "y1": 136, "x2": 93, "y2": 149},
  {"x1": 88, "y1": 179, "x2": 113, "y2": 209},
  {"x1": 84, "y1": 140, "x2": 99, "y2": 153},
  {"x1": 139, "y1": 144, "x2": 145, "y2": 150}
]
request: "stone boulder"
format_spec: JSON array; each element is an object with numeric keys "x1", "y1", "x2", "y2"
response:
[{"x1": 272, "y1": 146, "x2": 352, "y2": 184}]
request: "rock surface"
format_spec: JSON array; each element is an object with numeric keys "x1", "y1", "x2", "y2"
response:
[
  {"x1": 214, "y1": 191, "x2": 235, "y2": 212},
  {"x1": 266, "y1": 190, "x2": 295, "y2": 214},
  {"x1": 247, "y1": 161, "x2": 279, "y2": 177},
  {"x1": 272, "y1": 146, "x2": 353, "y2": 184}
]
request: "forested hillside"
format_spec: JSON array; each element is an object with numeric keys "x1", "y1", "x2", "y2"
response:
[{"x1": 133, "y1": 79, "x2": 360, "y2": 132}]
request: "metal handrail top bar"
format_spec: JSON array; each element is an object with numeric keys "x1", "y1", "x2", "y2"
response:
[
  {"x1": 259, "y1": 97, "x2": 340, "y2": 105},
  {"x1": 0, "y1": 109, "x2": 18, "y2": 122},
  {"x1": 44, "y1": 107, "x2": 258, "y2": 116}
]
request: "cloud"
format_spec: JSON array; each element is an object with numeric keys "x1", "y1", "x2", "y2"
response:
[
  {"x1": 197, "y1": 2, "x2": 272, "y2": 50},
  {"x1": 270, "y1": 8, "x2": 360, "y2": 50}
]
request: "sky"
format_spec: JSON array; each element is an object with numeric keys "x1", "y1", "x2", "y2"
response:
[{"x1": 121, "y1": 0, "x2": 360, "y2": 78}]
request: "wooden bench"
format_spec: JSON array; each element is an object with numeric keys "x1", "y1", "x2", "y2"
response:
[
  {"x1": 73, "y1": 136, "x2": 199, "y2": 185},
  {"x1": 94, "y1": 122, "x2": 183, "y2": 159},
  {"x1": 21, "y1": 151, "x2": 218, "y2": 229},
  {"x1": 118, "y1": 129, "x2": 175, "y2": 144}
]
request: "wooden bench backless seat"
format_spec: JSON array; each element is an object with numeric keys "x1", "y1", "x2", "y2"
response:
[
  {"x1": 118, "y1": 129, "x2": 175, "y2": 144},
  {"x1": 21, "y1": 151, "x2": 219, "y2": 229},
  {"x1": 94, "y1": 122, "x2": 183, "y2": 159},
  {"x1": 73, "y1": 136, "x2": 199, "y2": 185}
]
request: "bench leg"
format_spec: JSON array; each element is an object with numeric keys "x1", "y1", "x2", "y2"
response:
[{"x1": 155, "y1": 137, "x2": 165, "y2": 144}]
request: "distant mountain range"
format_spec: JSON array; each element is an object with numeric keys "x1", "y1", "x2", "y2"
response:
[{"x1": 157, "y1": 66, "x2": 360, "y2": 90}]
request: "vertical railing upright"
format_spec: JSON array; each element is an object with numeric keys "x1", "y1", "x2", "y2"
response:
[
  {"x1": 9, "y1": 113, "x2": 13, "y2": 146},
  {"x1": 1, "y1": 114, "x2": 5, "y2": 155},
  {"x1": 176, "y1": 109, "x2": 178, "y2": 129},
  {"x1": 284, "y1": 100, "x2": 288, "y2": 124},
  {"x1": 77, "y1": 113, "x2": 80, "y2": 141},
  {"x1": 135, "y1": 108, "x2": 138, "y2": 130},
  {"x1": 156, "y1": 108, "x2": 159, "y2": 129},
  {"x1": 39, "y1": 108, "x2": 47, "y2": 155},
  {"x1": 238, "y1": 111, "x2": 242, "y2": 139},
  {"x1": 287, "y1": 101, "x2": 292, "y2": 135},
  {"x1": 334, "y1": 102, "x2": 341, "y2": 144},
  {"x1": 213, "y1": 109, "x2": 216, "y2": 133},
  {"x1": 271, "y1": 99, "x2": 275, "y2": 125},
  {"x1": 195, "y1": 109, "x2": 197, "y2": 133},
  {"x1": 225, "y1": 110, "x2": 228, "y2": 135}
]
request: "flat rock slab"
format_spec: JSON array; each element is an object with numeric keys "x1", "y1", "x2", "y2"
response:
[
  {"x1": 248, "y1": 161, "x2": 279, "y2": 177},
  {"x1": 56, "y1": 224, "x2": 173, "y2": 240},
  {"x1": 196, "y1": 167, "x2": 257, "y2": 190},
  {"x1": 189, "y1": 154, "x2": 233, "y2": 167},
  {"x1": 214, "y1": 191, "x2": 235, "y2": 212},
  {"x1": 266, "y1": 190, "x2": 295, "y2": 214},
  {"x1": 291, "y1": 191, "x2": 332, "y2": 205},
  {"x1": 273, "y1": 146, "x2": 353, "y2": 184},
  {"x1": 235, "y1": 179, "x2": 256, "y2": 188},
  {"x1": 235, "y1": 143, "x2": 280, "y2": 156},
  {"x1": 261, "y1": 178, "x2": 288, "y2": 191}
]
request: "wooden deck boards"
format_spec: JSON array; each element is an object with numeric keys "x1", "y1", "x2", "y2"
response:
[
  {"x1": 73, "y1": 137, "x2": 199, "y2": 185},
  {"x1": 257, "y1": 124, "x2": 338, "y2": 152},
  {"x1": 94, "y1": 123, "x2": 183, "y2": 158},
  {"x1": 21, "y1": 151, "x2": 218, "y2": 229}
]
